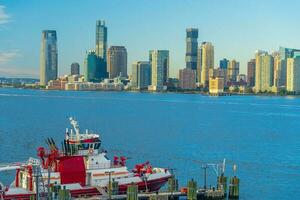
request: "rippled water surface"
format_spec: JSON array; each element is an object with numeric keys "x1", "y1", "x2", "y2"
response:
[{"x1": 0, "y1": 88, "x2": 300, "y2": 199}]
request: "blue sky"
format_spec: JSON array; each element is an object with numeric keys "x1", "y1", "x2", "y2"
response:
[{"x1": 1, "y1": 0, "x2": 300, "y2": 78}]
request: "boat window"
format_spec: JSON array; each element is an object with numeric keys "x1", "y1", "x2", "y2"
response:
[
  {"x1": 90, "y1": 143, "x2": 94, "y2": 149},
  {"x1": 94, "y1": 143, "x2": 101, "y2": 149},
  {"x1": 82, "y1": 143, "x2": 89, "y2": 150}
]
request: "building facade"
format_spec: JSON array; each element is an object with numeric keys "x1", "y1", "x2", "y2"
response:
[
  {"x1": 273, "y1": 52, "x2": 286, "y2": 88},
  {"x1": 227, "y1": 60, "x2": 240, "y2": 82},
  {"x1": 200, "y1": 42, "x2": 214, "y2": 87},
  {"x1": 40, "y1": 30, "x2": 58, "y2": 86},
  {"x1": 148, "y1": 50, "x2": 169, "y2": 91},
  {"x1": 219, "y1": 58, "x2": 229, "y2": 69},
  {"x1": 107, "y1": 46, "x2": 127, "y2": 78},
  {"x1": 131, "y1": 61, "x2": 151, "y2": 89},
  {"x1": 287, "y1": 57, "x2": 300, "y2": 93},
  {"x1": 95, "y1": 20, "x2": 107, "y2": 62},
  {"x1": 209, "y1": 77, "x2": 224, "y2": 94},
  {"x1": 84, "y1": 50, "x2": 107, "y2": 82},
  {"x1": 255, "y1": 51, "x2": 274, "y2": 92},
  {"x1": 247, "y1": 59, "x2": 256, "y2": 87},
  {"x1": 71, "y1": 62, "x2": 80, "y2": 75},
  {"x1": 179, "y1": 68, "x2": 196, "y2": 90},
  {"x1": 185, "y1": 28, "x2": 198, "y2": 70}
]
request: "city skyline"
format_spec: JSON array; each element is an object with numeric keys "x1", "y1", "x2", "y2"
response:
[{"x1": 1, "y1": 0, "x2": 300, "y2": 78}]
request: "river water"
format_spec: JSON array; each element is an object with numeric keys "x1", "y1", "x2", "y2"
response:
[{"x1": 0, "y1": 88, "x2": 299, "y2": 199}]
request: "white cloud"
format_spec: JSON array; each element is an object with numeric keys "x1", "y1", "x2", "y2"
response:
[
  {"x1": 0, "y1": 5, "x2": 10, "y2": 25},
  {"x1": 0, "y1": 50, "x2": 19, "y2": 64}
]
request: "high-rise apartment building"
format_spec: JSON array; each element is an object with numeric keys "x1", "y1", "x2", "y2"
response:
[
  {"x1": 131, "y1": 61, "x2": 151, "y2": 89},
  {"x1": 185, "y1": 28, "x2": 198, "y2": 70},
  {"x1": 287, "y1": 56, "x2": 300, "y2": 93},
  {"x1": 227, "y1": 60, "x2": 240, "y2": 82},
  {"x1": 247, "y1": 59, "x2": 256, "y2": 87},
  {"x1": 200, "y1": 42, "x2": 214, "y2": 87},
  {"x1": 107, "y1": 46, "x2": 127, "y2": 78},
  {"x1": 148, "y1": 50, "x2": 169, "y2": 91},
  {"x1": 179, "y1": 68, "x2": 196, "y2": 90},
  {"x1": 84, "y1": 50, "x2": 107, "y2": 82},
  {"x1": 255, "y1": 50, "x2": 274, "y2": 92},
  {"x1": 95, "y1": 20, "x2": 107, "y2": 62},
  {"x1": 220, "y1": 58, "x2": 229, "y2": 69},
  {"x1": 40, "y1": 30, "x2": 58, "y2": 86},
  {"x1": 273, "y1": 52, "x2": 286, "y2": 88},
  {"x1": 71, "y1": 62, "x2": 80, "y2": 75}
]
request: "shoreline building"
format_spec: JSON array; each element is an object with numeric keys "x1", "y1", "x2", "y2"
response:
[
  {"x1": 287, "y1": 56, "x2": 300, "y2": 94},
  {"x1": 185, "y1": 28, "x2": 198, "y2": 70},
  {"x1": 107, "y1": 46, "x2": 127, "y2": 78},
  {"x1": 209, "y1": 77, "x2": 224, "y2": 94},
  {"x1": 131, "y1": 61, "x2": 151, "y2": 90},
  {"x1": 254, "y1": 50, "x2": 274, "y2": 93},
  {"x1": 84, "y1": 50, "x2": 107, "y2": 82},
  {"x1": 247, "y1": 59, "x2": 256, "y2": 87},
  {"x1": 179, "y1": 68, "x2": 196, "y2": 90},
  {"x1": 199, "y1": 42, "x2": 214, "y2": 87},
  {"x1": 71, "y1": 62, "x2": 80, "y2": 75},
  {"x1": 148, "y1": 50, "x2": 169, "y2": 91},
  {"x1": 40, "y1": 30, "x2": 58, "y2": 86},
  {"x1": 227, "y1": 60, "x2": 240, "y2": 82}
]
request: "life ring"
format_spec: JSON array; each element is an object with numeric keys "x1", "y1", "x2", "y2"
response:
[{"x1": 88, "y1": 148, "x2": 94, "y2": 155}]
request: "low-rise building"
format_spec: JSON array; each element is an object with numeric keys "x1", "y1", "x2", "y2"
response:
[{"x1": 209, "y1": 77, "x2": 224, "y2": 94}]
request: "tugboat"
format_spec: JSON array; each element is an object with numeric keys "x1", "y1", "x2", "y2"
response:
[{"x1": 0, "y1": 118, "x2": 172, "y2": 199}]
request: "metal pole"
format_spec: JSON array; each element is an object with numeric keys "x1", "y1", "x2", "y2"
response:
[{"x1": 202, "y1": 165, "x2": 208, "y2": 190}]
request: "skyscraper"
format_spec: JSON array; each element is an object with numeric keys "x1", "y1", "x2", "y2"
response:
[
  {"x1": 40, "y1": 30, "x2": 57, "y2": 86},
  {"x1": 84, "y1": 50, "x2": 107, "y2": 82},
  {"x1": 255, "y1": 50, "x2": 274, "y2": 92},
  {"x1": 273, "y1": 52, "x2": 286, "y2": 87},
  {"x1": 200, "y1": 42, "x2": 214, "y2": 87},
  {"x1": 247, "y1": 59, "x2": 256, "y2": 87},
  {"x1": 185, "y1": 28, "x2": 198, "y2": 70},
  {"x1": 107, "y1": 46, "x2": 127, "y2": 78},
  {"x1": 71, "y1": 62, "x2": 80, "y2": 75},
  {"x1": 287, "y1": 56, "x2": 300, "y2": 93},
  {"x1": 219, "y1": 58, "x2": 229, "y2": 69},
  {"x1": 131, "y1": 61, "x2": 151, "y2": 89},
  {"x1": 196, "y1": 47, "x2": 202, "y2": 82},
  {"x1": 149, "y1": 50, "x2": 169, "y2": 85},
  {"x1": 227, "y1": 60, "x2": 240, "y2": 82},
  {"x1": 95, "y1": 20, "x2": 107, "y2": 62},
  {"x1": 148, "y1": 50, "x2": 169, "y2": 91},
  {"x1": 279, "y1": 47, "x2": 300, "y2": 60}
]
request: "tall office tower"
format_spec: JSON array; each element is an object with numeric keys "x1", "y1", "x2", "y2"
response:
[
  {"x1": 131, "y1": 61, "x2": 151, "y2": 89},
  {"x1": 179, "y1": 68, "x2": 196, "y2": 89},
  {"x1": 107, "y1": 46, "x2": 127, "y2": 78},
  {"x1": 273, "y1": 52, "x2": 286, "y2": 87},
  {"x1": 95, "y1": 20, "x2": 107, "y2": 61},
  {"x1": 247, "y1": 59, "x2": 256, "y2": 87},
  {"x1": 71, "y1": 62, "x2": 80, "y2": 75},
  {"x1": 196, "y1": 47, "x2": 202, "y2": 82},
  {"x1": 185, "y1": 28, "x2": 198, "y2": 70},
  {"x1": 84, "y1": 50, "x2": 107, "y2": 82},
  {"x1": 40, "y1": 30, "x2": 58, "y2": 86},
  {"x1": 148, "y1": 50, "x2": 169, "y2": 91},
  {"x1": 287, "y1": 56, "x2": 300, "y2": 93},
  {"x1": 149, "y1": 50, "x2": 169, "y2": 85},
  {"x1": 219, "y1": 58, "x2": 229, "y2": 69},
  {"x1": 227, "y1": 60, "x2": 240, "y2": 82},
  {"x1": 200, "y1": 42, "x2": 214, "y2": 87},
  {"x1": 255, "y1": 50, "x2": 274, "y2": 92}
]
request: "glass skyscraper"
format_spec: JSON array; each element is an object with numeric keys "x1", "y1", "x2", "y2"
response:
[
  {"x1": 84, "y1": 50, "x2": 107, "y2": 82},
  {"x1": 186, "y1": 28, "x2": 198, "y2": 70},
  {"x1": 95, "y1": 20, "x2": 107, "y2": 62},
  {"x1": 219, "y1": 58, "x2": 229, "y2": 69},
  {"x1": 107, "y1": 46, "x2": 128, "y2": 78},
  {"x1": 40, "y1": 30, "x2": 58, "y2": 86}
]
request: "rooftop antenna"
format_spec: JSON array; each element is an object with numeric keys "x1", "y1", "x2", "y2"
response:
[
  {"x1": 222, "y1": 158, "x2": 226, "y2": 175},
  {"x1": 233, "y1": 164, "x2": 237, "y2": 177}
]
